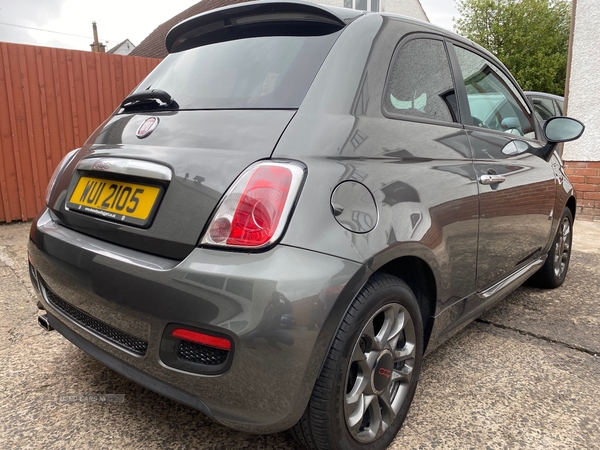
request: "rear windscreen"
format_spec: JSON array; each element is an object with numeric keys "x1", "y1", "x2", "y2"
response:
[{"x1": 131, "y1": 33, "x2": 341, "y2": 110}]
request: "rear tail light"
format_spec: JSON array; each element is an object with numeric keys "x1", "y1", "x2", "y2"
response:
[
  {"x1": 46, "y1": 148, "x2": 80, "y2": 207},
  {"x1": 201, "y1": 161, "x2": 305, "y2": 249}
]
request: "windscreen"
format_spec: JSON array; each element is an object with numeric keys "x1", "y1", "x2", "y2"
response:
[{"x1": 131, "y1": 33, "x2": 341, "y2": 110}]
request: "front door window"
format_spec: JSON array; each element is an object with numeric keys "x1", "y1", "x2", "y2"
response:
[{"x1": 454, "y1": 46, "x2": 536, "y2": 139}]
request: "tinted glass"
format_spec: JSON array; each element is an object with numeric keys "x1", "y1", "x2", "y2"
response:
[
  {"x1": 531, "y1": 96, "x2": 556, "y2": 121},
  {"x1": 454, "y1": 46, "x2": 535, "y2": 138},
  {"x1": 384, "y1": 39, "x2": 458, "y2": 123},
  {"x1": 131, "y1": 34, "x2": 340, "y2": 110}
]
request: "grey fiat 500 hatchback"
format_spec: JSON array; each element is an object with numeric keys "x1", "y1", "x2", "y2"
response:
[{"x1": 29, "y1": 1, "x2": 584, "y2": 449}]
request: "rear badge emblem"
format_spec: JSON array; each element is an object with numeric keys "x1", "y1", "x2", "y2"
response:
[
  {"x1": 136, "y1": 117, "x2": 159, "y2": 139},
  {"x1": 92, "y1": 160, "x2": 111, "y2": 171}
]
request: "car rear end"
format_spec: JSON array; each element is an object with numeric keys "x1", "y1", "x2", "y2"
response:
[{"x1": 28, "y1": 1, "x2": 366, "y2": 433}]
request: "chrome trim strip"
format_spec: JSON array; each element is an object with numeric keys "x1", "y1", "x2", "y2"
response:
[
  {"x1": 479, "y1": 257, "x2": 545, "y2": 299},
  {"x1": 77, "y1": 157, "x2": 172, "y2": 181}
]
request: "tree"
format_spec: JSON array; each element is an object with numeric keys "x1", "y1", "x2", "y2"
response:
[{"x1": 454, "y1": 0, "x2": 571, "y2": 95}]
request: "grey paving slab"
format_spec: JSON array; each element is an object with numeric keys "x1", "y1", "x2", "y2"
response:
[{"x1": 0, "y1": 220, "x2": 599, "y2": 449}]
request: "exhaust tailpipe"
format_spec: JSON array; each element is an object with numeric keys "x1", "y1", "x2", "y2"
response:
[{"x1": 38, "y1": 314, "x2": 54, "y2": 331}]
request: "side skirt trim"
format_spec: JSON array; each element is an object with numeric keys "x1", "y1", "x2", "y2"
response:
[
  {"x1": 426, "y1": 257, "x2": 545, "y2": 353},
  {"x1": 478, "y1": 257, "x2": 545, "y2": 300}
]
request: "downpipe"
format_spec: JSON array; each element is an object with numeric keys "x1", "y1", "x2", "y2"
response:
[{"x1": 38, "y1": 314, "x2": 54, "y2": 332}]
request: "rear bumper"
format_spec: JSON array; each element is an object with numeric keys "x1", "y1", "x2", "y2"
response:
[{"x1": 29, "y1": 209, "x2": 364, "y2": 433}]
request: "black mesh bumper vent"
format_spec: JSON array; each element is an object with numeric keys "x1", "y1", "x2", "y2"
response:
[
  {"x1": 44, "y1": 286, "x2": 148, "y2": 356},
  {"x1": 177, "y1": 340, "x2": 228, "y2": 366}
]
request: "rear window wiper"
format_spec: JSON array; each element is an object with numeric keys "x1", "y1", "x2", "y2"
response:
[{"x1": 120, "y1": 89, "x2": 179, "y2": 112}]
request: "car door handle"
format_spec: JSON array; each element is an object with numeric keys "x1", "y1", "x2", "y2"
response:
[{"x1": 479, "y1": 174, "x2": 506, "y2": 185}]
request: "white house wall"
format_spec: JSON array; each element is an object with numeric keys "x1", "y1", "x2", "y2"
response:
[
  {"x1": 561, "y1": 0, "x2": 600, "y2": 221},
  {"x1": 304, "y1": 0, "x2": 428, "y2": 21},
  {"x1": 381, "y1": 0, "x2": 427, "y2": 19},
  {"x1": 563, "y1": 0, "x2": 600, "y2": 162}
]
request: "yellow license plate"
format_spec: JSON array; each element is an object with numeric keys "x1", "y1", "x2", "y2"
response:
[{"x1": 68, "y1": 176, "x2": 161, "y2": 226}]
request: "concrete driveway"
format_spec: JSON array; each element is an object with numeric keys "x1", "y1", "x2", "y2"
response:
[{"x1": 1, "y1": 220, "x2": 599, "y2": 449}]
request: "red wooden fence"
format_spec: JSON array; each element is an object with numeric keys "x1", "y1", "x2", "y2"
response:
[{"x1": 0, "y1": 42, "x2": 160, "y2": 223}]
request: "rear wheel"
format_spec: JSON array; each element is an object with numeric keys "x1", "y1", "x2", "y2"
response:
[
  {"x1": 531, "y1": 207, "x2": 573, "y2": 289},
  {"x1": 292, "y1": 273, "x2": 423, "y2": 450}
]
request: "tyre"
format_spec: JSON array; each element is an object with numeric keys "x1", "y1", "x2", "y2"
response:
[
  {"x1": 531, "y1": 207, "x2": 573, "y2": 289},
  {"x1": 292, "y1": 273, "x2": 424, "y2": 450}
]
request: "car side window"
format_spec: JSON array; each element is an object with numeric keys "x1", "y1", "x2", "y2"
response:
[
  {"x1": 454, "y1": 46, "x2": 536, "y2": 139},
  {"x1": 530, "y1": 96, "x2": 557, "y2": 121},
  {"x1": 555, "y1": 99, "x2": 564, "y2": 115},
  {"x1": 384, "y1": 38, "x2": 458, "y2": 123}
]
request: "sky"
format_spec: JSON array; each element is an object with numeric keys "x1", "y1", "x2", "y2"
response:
[
  {"x1": 420, "y1": 0, "x2": 459, "y2": 30},
  {"x1": 0, "y1": 0, "x2": 459, "y2": 52}
]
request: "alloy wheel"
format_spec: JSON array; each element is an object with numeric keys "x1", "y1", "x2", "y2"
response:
[
  {"x1": 344, "y1": 302, "x2": 417, "y2": 443},
  {"x1": 553, "y1": 215, "x2": 571, "y2": 279}
]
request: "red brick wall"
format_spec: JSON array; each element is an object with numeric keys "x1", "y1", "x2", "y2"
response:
[{"x1": 563, "y1": 161, "x2": 600, "y2": 221}]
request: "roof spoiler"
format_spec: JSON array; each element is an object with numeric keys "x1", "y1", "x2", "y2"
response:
[{"x1": 166, "y1": 0, "x2": 360, "y2": 53}]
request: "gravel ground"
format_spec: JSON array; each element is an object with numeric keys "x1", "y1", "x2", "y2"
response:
[{"x1": 1, "y1": 220, "x2": 599, "y2": 450}]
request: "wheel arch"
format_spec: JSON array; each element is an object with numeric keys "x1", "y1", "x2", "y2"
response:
[
  {"x1": 374, "y1": 256, "x2": 437, "y2": 351},
  {"x1": 566, "y1": 195, "x2": 576, "y2": 220}
]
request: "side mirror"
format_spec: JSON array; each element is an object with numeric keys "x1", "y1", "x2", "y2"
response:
[
  {"x1": 539, "y1": 116, "x2": 585, "y2": 161},
  {"x1": 501, "y1": 139, "x2": 530, "y2": 156},
  {"x1": 543, "y1": 116, "x2": 585, "y2": 143}
]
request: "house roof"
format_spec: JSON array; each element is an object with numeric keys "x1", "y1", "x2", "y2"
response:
[
  {"x1": 130, "y1": 0, "x2": 251, "y2": 59},
  {"x1": 107, "y1": 39, "x2": 136, "y2": 55}
]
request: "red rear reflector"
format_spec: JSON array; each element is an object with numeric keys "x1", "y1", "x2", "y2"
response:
[{"x1": 171, "y1": 328, "x2": 231, "y2": 351}]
